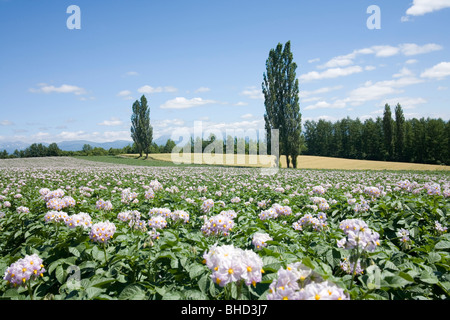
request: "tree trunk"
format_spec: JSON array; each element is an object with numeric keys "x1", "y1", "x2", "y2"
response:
[{"x1": 292, "y1": 154, "x2": 297, "y2": 168}]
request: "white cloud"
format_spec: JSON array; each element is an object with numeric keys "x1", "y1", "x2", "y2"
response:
[
  {"x1": 234, "y1": 101, "x2": 248, "y2": 106},
  {"x1": 318, "y1": 53, "x2": 356, "y2": 69},
  {"x1": 406, "y1": 0, "x2": 450, "y2": 16},
  {"x1": 153, "y1": 119, "x2": 185, "y2": 128},
  {"x1": 240, "y1": 113, "x2": 253, "y2": 119},
  {"x1": 240, "y1": 86, "x2": 264, "y2": 100},
  {"x1": 318, "y1": 43, "x2": 442, "y2": 71},
  {"x1": 29, "y1": 84, "x2": 86, "y2": 95},
  {"x1": 305, "y1": 75, "x2": 425, "y2": 111},
  {"x1": 308, "y1": 58, "x2": 320, "y2": 64},
  {"x1": 299, "y1": 66, "x2": 363, "y2": 82},
  {"x1": 117, "y1": 90, "x2": 132, "y2": 97},
  {"x1": 160, "y1": 97, "x2": 217, "y2": 109},
  {"x1": 117, "y1": 90, "x2": 134, "y2": 100},
  {"x1": 302, "y1": 97, "x2": 322, "y2": 103},
  {"x1": 318, "y1": 46, "x2": 398, "y2": 69},
  {"x1": 98, "y1": 117, "x2": 123, "y2": 126},
  {"x1": 153, "y1": 119, "x2": 266, "y2": 141},
  {"x1": 399, "y1": 43, "x2": 442, "y2": 56},
  {"x1": 420, "y1": 62, "x2": 450, "y2": 79},
  {"x1": 125, "y1": 71, "x2": 139, "y2": 76},
  {"x1": 380, "y1": 97, "x2": 427, "y2": 110},
  {"x1": 370, "y1": 45, "x2": 401, "y2": 57},
  {"x1": 137, "y1": 85, "x2": 178, "y2": 94},
  {"x1": 303, "y1": 115, "x2": 338, "y2": 122},
  {"x1": 0, "y1": 120, "x2": 14, "y2": 126},
  {"x1": 202, "y1": 119, "x2": 265, "y2": 132},
  {"x1": 194, "y1": 87, "x2": 211, "y2": 93},
  {"x1": 393, "y1": 67, "x2": 414, "y2": 78},
  {"x1": 405, "y1": 59, "x2": 418, "y2": 64},
  {"x1": 299, "y1": 85, "x2": 344, "y2": 98},
  {"x1": 345, "y1": 76, "x2": 424, "y2": 106},
  {"x1": 54, "y1": 130, "x2": 131, "y2": 143},
  {"x1": 304, "y1": 100, "x2": 346, "y2": 111}
]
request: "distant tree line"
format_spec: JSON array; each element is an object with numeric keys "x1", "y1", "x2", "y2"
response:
[
  {"x1": 2, "y1": 104, "x2": 448, "y2": 165},
  {"x1": 0, "y1": 136, "x2": 269, "y2": 159},
  {"x1": 303, "y1": 103, "x2": 450, "y2": 165},
  {"x1": 0, "y1": 140, "x2": 179, "y2": 159}
]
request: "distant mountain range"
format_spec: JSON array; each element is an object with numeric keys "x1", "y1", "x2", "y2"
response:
[{"x1": 0, "y1": 135, "x2": 217, "y2": 154}]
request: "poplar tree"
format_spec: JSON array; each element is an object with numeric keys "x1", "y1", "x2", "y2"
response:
[
  {"x1": 262, "y1": 41, "x2": 302, "y2": 168},
  {"x1": 394, "y1": 103, "x2": 405, "y2": 161},
  {"x1": 131, "y1": 95, "x2": 153, "y2": 159},
  {"x1": 383, "y1": 104, "x2": 394, "y2": 161}
]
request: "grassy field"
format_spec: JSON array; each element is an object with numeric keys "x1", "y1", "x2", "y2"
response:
[
  {"x1": 71, "y1": 155, "x2": 187, "y2": 167},
  {"x1": 118, "y1": 153, "x2": 450, "y2": 171}
]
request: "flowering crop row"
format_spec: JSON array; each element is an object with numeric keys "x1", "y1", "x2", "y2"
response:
[{"x1": 0, "y1": 158, "x2": 449, "y2": 300}]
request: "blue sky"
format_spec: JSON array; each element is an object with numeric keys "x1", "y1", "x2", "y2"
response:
[{"x1": 0, "y1": 0, "x2": 449, "y2": 144}]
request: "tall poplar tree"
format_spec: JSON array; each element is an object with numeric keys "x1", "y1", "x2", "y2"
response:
[
  {"x1": 394, "y1": 103, "x2": 405, "y2": 161},
  {"x1": 131, "y1": 95, "x2": 153, "y2": 159},
  {"x1": 262, "y1": 41, "x2": 302, "y2": 168},
  {"x1": 383, "y1": 104, "x2": 394, "y2": 161}
]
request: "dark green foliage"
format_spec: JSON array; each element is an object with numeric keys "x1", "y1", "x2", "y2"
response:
[
  {"x1": 383, "y1": 104, "x2": 395, "y2": 161},
  {"x1": 394, "y1": 104, "x2": 406, "y2": 162},
  {"x1": 131, "y1": 95, "x2": 153, "y2": 159},
  {"x1": 262, "y1": 41, "x2": 302, "y2": 168},
  {"x1": 303, "y1": 112, "x2": 449, "y2": 166}
]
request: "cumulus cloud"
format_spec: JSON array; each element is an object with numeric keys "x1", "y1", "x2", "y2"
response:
[
  {"x1": 317, "y1": 43, "x2": 442, "y2": 70},
  {"x1": 405, "y1": 0, "x2": 450, "y2": 16},
  {"x1": 399, "y1": 43, "x2": 443, "y2": 56},
  {"x1": 393, "y1": 67, "x2": 415, "y2": 78},
  {"x1": 304, "y1": 100, "x2": 346, "y2": 111},
  {"x1": 344, "y1": 76, "x2": 424, "y2": 106},
  {"x1": 153, "y1": 119, "x2": 185, "y2": 128},
  {"x1": 137, "y1": 85, "x2": 178, "y2": 94},
  {"x1": 194, "y1": 87, "x2": 211, "y2": 93},
  {"x1": 98, "y1": 117, "x2": 124, "y2": 126},
  {"x1": 308, "y1": 58, "x2": 320, "y2": 64},
  {"x1": 380, "y1": 97, "x2": 427, "y2": 110},
  {"x1": 405, "y1": 59, "x2": 418, "y2": 65},
  {"x1": 299, "y1": 66, "x2": 363, "y2": 82},
  {"x1": 29, "y1": 83, "x2": 86, "y2": 95},
  {"x1": 54, "y1": 130, "x2": 131, "y2": 143},
  {"x1": 0, "y1": 120, "x2": 14, "y2": 126},
  {"x1": 117, "y1": 90, "x2": 132, "y2": 97},
  {"x1": 299, "y1": 85, "x2": 344, "y2": 98},
  {"x1": 117, "y1": 90, "x2": 134, "y2": 100},
  {"x1": 201, "y1": 119, "x2": 265, "y2": 132},
  {"x1": 153, "y1": 119, "x2": 266, "y2": 142},
  {"x1": 302, "y1": 74, "x2": 425, "y2": 111},
  {"x1": 160, "y1": 97, "x2": 217, "y2": 109},
  {"x1": 240, "y1": 86, "x2": 264, "y2": 100},
  {"x1": 420, "y1": 62, "x2": 450, "y2": 79}
]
